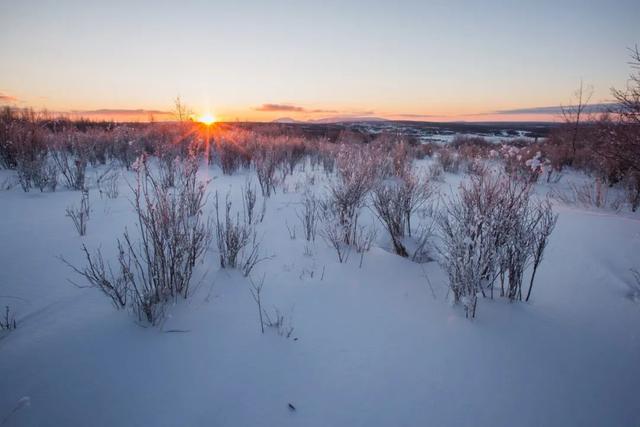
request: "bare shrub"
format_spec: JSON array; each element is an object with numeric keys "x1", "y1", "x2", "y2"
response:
[
  {"x1": 0, "y1": 306, "x2": 17, "y2": 330},
  {"x1": 16, "y1": 152, "x2": 57, "y2": 192},
  {"x1": 624, "y1": 174, "x2": 640, "y2": 212},
  {"x1": 297, "y1": 190, "x2": 319, "y2": 242},
  {"x1": 65, "y1": 156, "x2": 211, "y2": 325},
  {"x1": 63, "y1": 245, "x2": 128, "y2": 309},
  {"x1": 120, "y1": 158, "x2": 210, "y2": 322},
  {"x1": 241, "y1": 233, "x2": 267, "y2": 277},
  {"x1": 97, "y1": 167, "x2": 119, "y2": 199},
  {"x1": 7, "y1": 113, "x2": 57, "y2": 192},
  {"x1": 371, "y1": 173, "x2": 434, "y2": 257},
  {"x1": 51, "y1": 133, "x2": 88, "y2": 190},
  {"x1": 249, "y1": 274, "x2": 266, "y2": 334},
  {"x1": 371, "y1": 179, "x2": 408, "y2": 257},
  {"x1": 159, "y1": 156, "x2": 179, "y2": 189},
  {"x1": 242, "y1": 181, "x2": 258, "y2": 223},
  {"x1": 319, "y1": 201, "x2": 351, "y2": 263},
  {"x1": 551, "y1": 179, "x2": 623, "y2": 210},
  {"x1": 241, "y1": 180, "x2": 265, "y2": 225},
  {"x1": 0, "y1": 108, "x2": 46, "y2": 171},
  {"x1": 66, "y1": 190, "x2": 90, "y2": 236},
  {"x1": 109, "y1": 126, "x2": 144, "y2": 170},
  {"x1": 0, "y1": 106, "x2": 20, "y2": 169},
  {"x1": 410, "y1": 220, "x2": 436, "y2": 264},
  {"x1": 285, "y1": 221, "x2": 296, "y2": 239},
  {"x1": 175, "y1": 155, "x2": 207, "y2": 216},
  {"x1": 629, "y1": 269, "x2": 640, "y2": 301},
  {"x1": 353, "y1": 224, "x2": 378, "y2": 268},
  {"x1": 435, "y1": 148, "x2": 461, "y2": 173},
  {"x1": 264, "y1": 307, "x2": 295, "y2": 338},
  {"x1": 255, "y1": 145, "x2": 280, "y2": 197},
  {"x1": 400, "y1": 172, "x2": 434, "y2": 236},
  {"x1": 427, "y1": 163, "x2": 445, "y2": 182},
  {"x1": 215, "y1": 192, "x2": 250, "y2": 269},
  {"x1": 525, "y1": 200, "x2": 557, "y2": 301},
  {"x1": 214, "y1": 133, "x2": 252, "y2": 174},
  {"x1": 214, "y1": 192, "x2": 266, "y2": 276},
  {"x1": 249, "y1": 275, "x2": 294, "y2": 338},
  {"x1": 368, "y1": 137, "x2": 412, "y2": 178}
]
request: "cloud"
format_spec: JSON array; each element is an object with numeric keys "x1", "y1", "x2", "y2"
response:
[
  {"x1": 491, "y1": 103, "x2": 616, "y2": 115},
  {"x1": 0, "y1": 92, "x2": 19, "y2": 103}
]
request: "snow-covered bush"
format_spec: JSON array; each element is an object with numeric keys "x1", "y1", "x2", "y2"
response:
[
  {"x1": 500, "y1": 145, "x2": 552, "y2": 184},
  {"x1": 324, "y1": 144, "x2": 377, "y2": 247},
  {"x1": 437, "y1": 174, "x2": 503, "y2": 317},
  {"x1": 437, "y1": 172, "x2": 557, "y2": 317}
]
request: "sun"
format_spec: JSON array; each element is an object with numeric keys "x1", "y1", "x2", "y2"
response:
[{"x1": 196, "y1": 112, "x2": 216, "y2": 125}]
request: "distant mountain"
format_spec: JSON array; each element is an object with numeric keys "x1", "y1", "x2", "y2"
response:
[
  {"x1": 272, "y1": 116, "x2": 388, "y2": 124},
  {"x1": 309, "y1": 116, "x2": 388, "y2": 124},
  {"x1": 272, "y1": 117, "x2": 304, "y2": 123}
]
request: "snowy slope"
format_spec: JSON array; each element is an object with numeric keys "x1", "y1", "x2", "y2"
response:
[{"x1": 0, "y1": 162, "x2": 639, "y2": 427}]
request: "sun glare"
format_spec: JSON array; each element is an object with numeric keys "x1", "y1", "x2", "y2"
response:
[{"x1": 197, "y1": 113, "x2": 216, "y2": 125}]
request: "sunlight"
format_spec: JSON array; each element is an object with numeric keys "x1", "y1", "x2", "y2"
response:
[{"x1": 196, "y1": 112, "x2": 216, "y2": 125}]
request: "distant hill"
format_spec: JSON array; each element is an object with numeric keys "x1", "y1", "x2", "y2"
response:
[
  {"x1": 273, "y1": 116, "x2": 389, "y2": 124},
  {"x1": 272, "y1": 117, "x2": 304, "y2": 123},
  {"x1": 309, "y1": 116, "x2": 388, "y2": 124}
]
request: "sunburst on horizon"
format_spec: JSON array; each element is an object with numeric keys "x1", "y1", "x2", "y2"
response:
[{"x1": 196, "y1": 112, "x2": 216, "y2": 125}]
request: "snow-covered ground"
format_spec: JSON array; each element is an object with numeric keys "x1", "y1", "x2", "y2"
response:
[{"x1": 1, "y1": 160, "x2": 639, "y2": 427}]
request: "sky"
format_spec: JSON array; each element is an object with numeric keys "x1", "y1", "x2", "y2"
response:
[{"x1": 0, "y1": 0, "x2": 638, "y2": 122}]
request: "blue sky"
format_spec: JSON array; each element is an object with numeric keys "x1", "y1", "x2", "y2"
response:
[{"x1": 1, "y1": 0, "x2": 638, "y2": 121}]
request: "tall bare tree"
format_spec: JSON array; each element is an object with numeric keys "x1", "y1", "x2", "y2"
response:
[{"x1": 561, "y1": 80, "x2": 593, "y2": 160}]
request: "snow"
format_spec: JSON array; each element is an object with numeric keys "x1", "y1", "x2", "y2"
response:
[{"x1": 1, "y1": 161, "x2": 639, "y2": 427}]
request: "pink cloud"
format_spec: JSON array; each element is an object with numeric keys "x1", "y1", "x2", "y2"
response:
[{"x1": 0, "y1": 92, "x2": 19, "y2": 103}]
